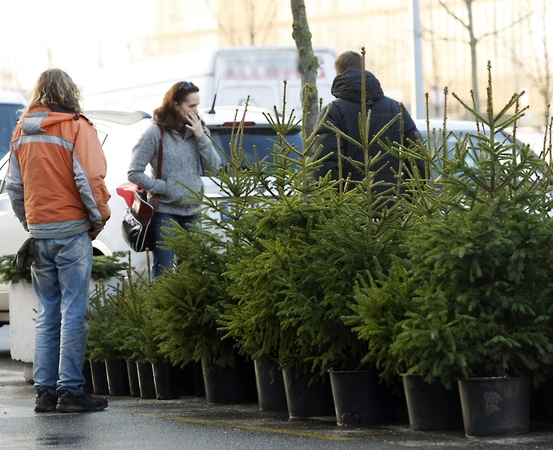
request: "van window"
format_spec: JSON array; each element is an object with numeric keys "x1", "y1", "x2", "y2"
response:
[
  {"x1": 209, "y1": 127, "x2": 302, "y2": 167},
  {"x1": 0, "y1": 103, "x2": 24, "y2": 159}
]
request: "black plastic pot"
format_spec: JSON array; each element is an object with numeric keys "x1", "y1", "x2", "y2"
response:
[
  {"x1": 193, "y1": 361, "x2": 206, "y2": 397},
  {"x1": 126, "y1": 360, "x2": 140, "y2": 397},
  {"x1": 254, "y1": 360, "x2": 287, "y2": 411},
  {"x1": 201, "y1": 356, "x2": 258, "y2": 404},
  {"x1": 282, "y1": 368, "x2": 334, "y2": 419},
  {"x1": 457, "y1": 376, "x2": 531, "y2": 437},
  {"x1": 152, "y1": 362, "x2": 181, "y2": 400},
  {"x1": 136, "y1": 361, "x2": 156, "y2": 399},
  {"x1": 89, "y1": 360, "x2": 109, "y2": 395},
  {"x1": 530, "y1": 378, "x2": 553, "y2": 422},
  {"x1": 181, "y1": 362, "x2": 199, "y2": 396},
  {"x1": 105, "y1": 359, "x2": 130, "y2": 396},
  {"x1": 330, "y1": 369, "x2": 397, "y2": 426},
  {"x1": 182, "y1": 361, "x2": 206, "y2": 397},
  {"x1": 402, "y1": 374, "x2": 463, "y2": 431}
]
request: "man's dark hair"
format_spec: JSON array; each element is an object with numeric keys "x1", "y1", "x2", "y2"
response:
[{"x1": 334, "y1": 51, "x2": 363, "y2": 75}]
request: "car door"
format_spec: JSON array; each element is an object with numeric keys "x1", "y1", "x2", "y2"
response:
[
  {"x1": 0, "y1": 155, "x2": 30, "y2": 254},
  {"x1": 0, "y1": 154, "x2": 31, "y2": 322}
]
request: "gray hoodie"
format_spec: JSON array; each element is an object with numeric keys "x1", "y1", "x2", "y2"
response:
[{"x1": 128, "y1": 123, "x2": 221, "y2": 216}]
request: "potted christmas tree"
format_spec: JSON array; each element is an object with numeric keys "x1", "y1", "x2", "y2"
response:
[
  {"x1": 221, "y1": 80, "x2": 418, "y2": 422},
  {"x1": 364, "y1": 65, "x2": 553, "y2": 437}
]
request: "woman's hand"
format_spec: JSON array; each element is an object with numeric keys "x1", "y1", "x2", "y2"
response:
[{"x1": 186, "y1": 112, "x2": 204, "y2": 138}]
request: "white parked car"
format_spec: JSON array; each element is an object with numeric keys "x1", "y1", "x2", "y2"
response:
[
  {"x1": 0, "y1": 106, "x2": 303, "y2": 325},
  {"x1": 415, "y1": 118, "x2": 519, "y2": 148}
]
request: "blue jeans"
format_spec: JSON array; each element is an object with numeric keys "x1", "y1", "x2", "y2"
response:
[
  {"x1": 151, "y1": 212, "x2": 198, "y2": 279},
  {"x1": 32, "y1": 232, "x2": 92, "y2": 396}
]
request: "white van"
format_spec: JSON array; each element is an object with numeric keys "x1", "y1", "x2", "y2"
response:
[
  {"x1": 79, "y1": 46, "x2": 337, "y2": 117},
  {"x1": 0, "y1": 90, "x2": 27, "y2": 159}
]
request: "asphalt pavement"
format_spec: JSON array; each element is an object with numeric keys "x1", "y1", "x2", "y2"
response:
[{"x1": 2, "y1": 325, "x2": 553, "y2": 449}]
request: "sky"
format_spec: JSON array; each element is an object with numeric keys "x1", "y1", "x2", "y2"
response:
[{"x1": 0, "y1": 0, "x2": 157, "y2": 91}]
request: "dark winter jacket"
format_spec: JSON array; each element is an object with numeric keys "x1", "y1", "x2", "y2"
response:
[{"x1": 313, "y1": 68, "x2": 420, "y2": 188}]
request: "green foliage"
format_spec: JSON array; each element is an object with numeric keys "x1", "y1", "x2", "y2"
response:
[
  {"x1": 393, "y1": 205, "x2": 553, "y2": 387},
  {"x1": 90, "y1": 251, "x2": 128, "y2": 280},
  {"x1": 345, "y1": 257, "x2": 416, "y2": 389},
  {"x1": 87, "y1": 280, "x2": 126, "y2": 362},
  {"x1": 352, "y1": 64, "x2": 553, "y2": 388},
  {"x1": 0, "y1": 254, "x2": 31, "y2": 283},
  {"x1": 220, "y1": 88, "x2": 416, "y2": 378},
  {"x1": 149, "y1": 106, "x2": 303, "y2": 369},
  {"x1": 151, "y1": 225, "x2": 237, "y2": 368},
  {"x1": 86, "y1": 252, "x2": 161, "y2": 363},
  {"x1": 143, "y1": 65, "x2": 553, "y2": 390},
  {"x1": 223, "y1": 186, "x2": 408, "y2": 377},
  {"x1": 110, "y1": 257, "x2": 162, "y2": 363},
  {"x1": 0, "y1": 251, "x2": 128, "y2": 285}
]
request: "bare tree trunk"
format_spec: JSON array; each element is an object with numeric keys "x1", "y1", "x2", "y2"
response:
[
  {"x1": 290, "y1": 0, "x2": 319, "y2": 136},
  {"x1": 465, "y1": 0, "x2": 480, "y2": 112},
  {"x1": 438, "y1": 0, "x2": 480, "y2": 112},
  {"x1": 437, "y1": 0, "x2": 534, "y2": 115}
]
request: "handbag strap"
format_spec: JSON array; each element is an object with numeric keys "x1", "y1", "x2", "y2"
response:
[{"x1": 153, "y1": 124, "x2": 165, "y2": 210}]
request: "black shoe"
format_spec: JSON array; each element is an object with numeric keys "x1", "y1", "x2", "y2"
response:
[
  {"x1": 34, "y1": 389, "x2": 58, "y2": 413},
  {"x1": 56, "y1": 390, "x2": 108, "y2": 413}
]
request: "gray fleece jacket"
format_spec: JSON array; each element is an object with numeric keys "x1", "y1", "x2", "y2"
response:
[{"x1": 127, "y1": 123, "x2": 221, "y2": 216}]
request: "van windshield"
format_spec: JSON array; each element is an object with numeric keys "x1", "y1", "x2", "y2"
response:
[{"x1": 0, "y1": 103, "x2": 24, "y2": 159}]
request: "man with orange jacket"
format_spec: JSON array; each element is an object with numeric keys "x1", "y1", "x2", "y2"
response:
[{"x1": 6, "y1": 69, "x2": 111, "y2": 413}]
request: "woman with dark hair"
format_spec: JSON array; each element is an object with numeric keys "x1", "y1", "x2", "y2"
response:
[{"x1": 128, "y1": 81, "x2": 221, "y2": 279}]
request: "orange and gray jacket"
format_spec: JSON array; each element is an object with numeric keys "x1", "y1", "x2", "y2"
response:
[{"x1": 6, "y1": 105, "x2": 111, "y2": 239}]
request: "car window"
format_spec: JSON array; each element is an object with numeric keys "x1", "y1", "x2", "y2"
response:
[
  {"x1": 0, "y1": 103, "x2": 24, "y2": 159},
  {"x1": 209, "y1": 127, "x2": 302, "y2": 166},
  {"x1": 0, "y1": 108, "x2": 108, "y2": 174}
]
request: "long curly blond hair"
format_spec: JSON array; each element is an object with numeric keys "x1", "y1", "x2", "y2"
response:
[{"x1": 29, "y1": 68, "x2": 82, "y2": 113}]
